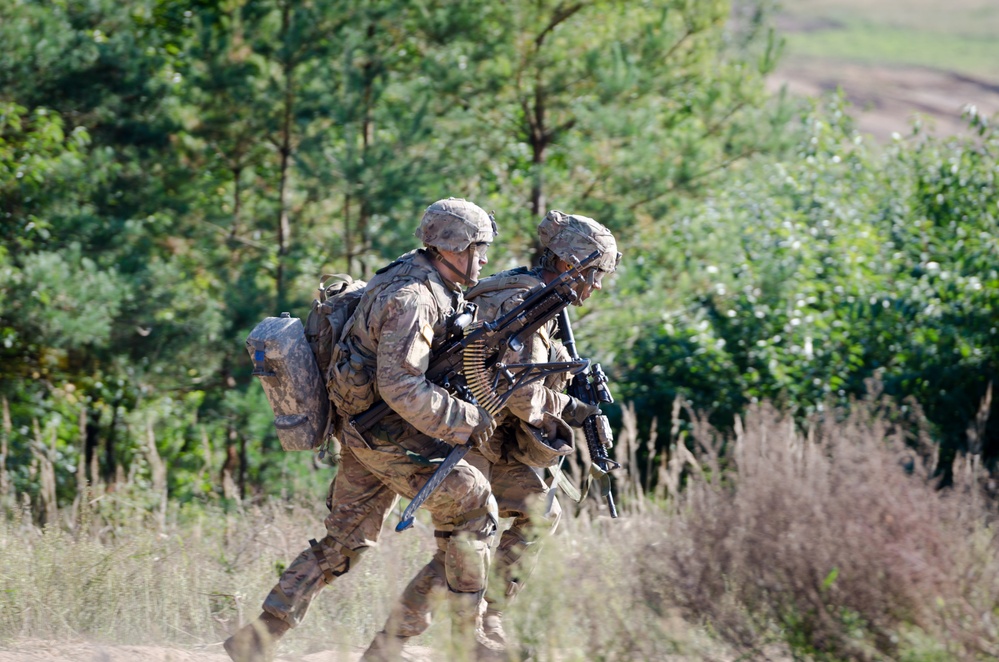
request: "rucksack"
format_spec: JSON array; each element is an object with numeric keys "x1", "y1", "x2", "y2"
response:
[
  {"x1": 245, "y1": 274, "x2": 367, "y2": 459},
  {"x1": 304, "y1": 274, "x2": 368, "y2": 379}
]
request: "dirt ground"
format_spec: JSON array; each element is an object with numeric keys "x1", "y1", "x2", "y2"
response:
[
  {"x1": 0, "y1": 639, "x2": 440, "y2": 662},
  {"x1": 769, "y1": 59, "x2": 999, "y2": 142},
  {"x1": 768, "y1": 8, "x2": 999, "y2": 143}
]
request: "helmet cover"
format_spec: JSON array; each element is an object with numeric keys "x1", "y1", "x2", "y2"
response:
[
  {"x1": 538, "y1": 210, "x2": 620, "y2": 273},
  {"x1": 415, "y1": 197, "x2": 498, "y2": 252}
]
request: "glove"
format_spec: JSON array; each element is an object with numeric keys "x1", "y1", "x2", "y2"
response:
[
  {"x1": 561, "y1": 397, "x2": 600, "y2": 427},
  {"x1": 468, "y1": 406, "x2": 497, "y2": 446}
]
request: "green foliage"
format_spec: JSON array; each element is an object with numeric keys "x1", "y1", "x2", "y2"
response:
[
  {"x1": 778, "y1": 0, "x2": 999, "y2": 79},
  {"x1": 616, "y1": 97, "x2": 999, "y2": 471},
  {"x1": 7, "y1": 244, "x2": 128, "y2": 348},
  {"x1": 2, "y1": 0, "x2": 997, "y2": 512},
  {"x1": 0, "y1": 0, "x2": 793, "y2": 506}
]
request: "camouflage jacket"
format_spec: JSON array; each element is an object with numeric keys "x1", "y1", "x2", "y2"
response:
[
  {"x1": 340, "y1": 249, "x2": 487, "y2": 455},
  {"x1": 465, "y1": 266, "x2": 573, "y2": 460}
]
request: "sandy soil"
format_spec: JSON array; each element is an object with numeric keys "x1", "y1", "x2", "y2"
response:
[
  {"x1": 769, "y1": 59, "x2": 999, "y2": 142},
  {"x1": 0, "y1": 639, "x2": 440, "y2": 662}
]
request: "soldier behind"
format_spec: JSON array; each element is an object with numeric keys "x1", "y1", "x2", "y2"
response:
[
  {"x1": 362, "y1": 211, "x2": 620, "y2": 659},
  {"x1": 224, "y1": 198, "x2": 504, "y2": 662}
]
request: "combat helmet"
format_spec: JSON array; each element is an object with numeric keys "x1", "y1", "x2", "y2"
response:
[
  {"x1": 538, "y1": 210, "x2": 620, "y2": 274},
  {"x1": 415, "y1": 197, "x2": 497, "y2": 252}
]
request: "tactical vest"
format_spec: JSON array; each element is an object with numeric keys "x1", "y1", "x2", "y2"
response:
[{"x1": 327, "y1": 250, "x2": 458, "y2": 416}]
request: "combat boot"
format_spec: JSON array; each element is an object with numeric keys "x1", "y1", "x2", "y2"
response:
[
  {"x1": 481, "y1": 608, "x2": 507, "y2": 647},
  {"x1": 449, "y1": 591, "x2": 508, "y2": 662},
  {"x1": 223, "y1": 611, "x2": 290, "y2": 662},
  {"x1": 359, "y1": 630, "x2": 409, "y2": 661},
  {"x1": 472, "y1": 630, "x2": 509, "y2": 662}
]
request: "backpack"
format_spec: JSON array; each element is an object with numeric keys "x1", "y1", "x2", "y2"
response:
[
  {"x1": 245, "y1": 274, "x2": 366, "y2": 460},
  {"x1": 304, "y1": 275, "x2": 368, "y2": 457},
  {"x1": 304, "y1": 274, "x2": 368, "y2": 378}
]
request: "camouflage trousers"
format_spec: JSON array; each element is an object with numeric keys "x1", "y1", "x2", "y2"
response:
[
  {"x1": 380, "y1": 449, "x2": 561, "y2": 637},
  {"x1": 262, "y1": 439, "x2": 495, "y2": 627}
]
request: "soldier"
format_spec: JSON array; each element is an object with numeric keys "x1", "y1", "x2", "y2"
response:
[
  {"x1": 362, "y1": 211, "x2": 620, "y2": 659},
  {"x1": 224, "y1": 198, "x2": 504, "y2": 662}
]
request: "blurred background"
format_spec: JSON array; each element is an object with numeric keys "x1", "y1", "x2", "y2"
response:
[
  {"x1": 2, "y1": 2, "x2": 999, "y2": 659},
  {"x1": 770, "y1": 0, "x2": 999, "y2": 140}
]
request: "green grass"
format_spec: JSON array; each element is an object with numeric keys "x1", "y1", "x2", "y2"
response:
[
  {"x1": 777, "y1": 0, "x2": 999, "y2": 79},
  {"x1": 780, "y1": 0, "x2": 999, "y2": 36},
  {"x1": 783, "y1": 20, "x2": 999, "y2": 79}
]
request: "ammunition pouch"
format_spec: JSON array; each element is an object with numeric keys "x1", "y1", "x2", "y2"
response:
[
  {"x1": 509, "y1": 414, "x2": 574, "y2": 468},
  {"x1": 327, "y1": 339, "x2": 377, "y2": 416}
]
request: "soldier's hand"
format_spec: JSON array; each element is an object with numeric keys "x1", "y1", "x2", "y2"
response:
[
  {"x1": 561, "y1": 397, "x2": 600, "y2": 427},
  {"x1": 469, "y1": 406, "x2": 497, "y2": 447}
]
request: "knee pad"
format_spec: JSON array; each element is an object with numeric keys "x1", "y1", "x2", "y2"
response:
[
  {"x1": 445, "y1": 536, "x2": 491, "y2": 593},
  {"x1": 447, "y1": 493, "x2": 499, "y2": 538}
]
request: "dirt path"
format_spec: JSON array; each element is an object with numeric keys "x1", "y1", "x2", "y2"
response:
[
  {"x1": 769, "y1": 59, "x2": 999, "y2": 142},
  {"x1": 0, "y1": 639, "x2": 440, "y2": 662}
]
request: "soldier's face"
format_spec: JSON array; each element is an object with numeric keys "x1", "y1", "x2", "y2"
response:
[
  {"x1": 437, "y1": 242, "x2": 489, "y2": 285},
  {"x1": 461, "y1": 242, "x2": 489, "y2": 282},
  {"x1": 576, "y1": 267, "x2": 606, "y2": 302}
]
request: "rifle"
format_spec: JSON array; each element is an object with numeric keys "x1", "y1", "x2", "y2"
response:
[
  {"x1": 347, "y1": 252, "x2": 601, "y2": 531},
  {"x1": 557, "y1": 308, "x2": 619, "y2": 517}
]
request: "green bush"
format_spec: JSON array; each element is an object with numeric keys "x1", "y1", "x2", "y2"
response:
[{"x1": 616, "y1": 99, "x2": 999, "y2": 476}]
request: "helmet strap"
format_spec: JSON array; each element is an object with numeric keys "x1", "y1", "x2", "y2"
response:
[
  {"x1": 432, "y1": 248, "x2": 477, "y2": 287},
  {"x1": 463, "y1": 245, "x2": 477, "y2": 284}
]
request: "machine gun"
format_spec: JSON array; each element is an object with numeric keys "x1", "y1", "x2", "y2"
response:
[
  {"x1": 347, "y1": 252, "x2": 601, "y2": 531},
  {"x1": 557, "y1": 308, "x2": 619, "y2": 517}
]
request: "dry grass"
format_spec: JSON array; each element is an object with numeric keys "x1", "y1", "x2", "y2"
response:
[
  {"x1": 1, "y1": 399, "x2": 997, "y2": 661},
  {"x1": 637, "y1": 399, "x2": 999, "y2": 661}
]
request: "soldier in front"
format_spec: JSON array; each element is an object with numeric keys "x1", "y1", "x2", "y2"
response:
[
  {"x1": 361, "y1": 211, "x2": 620, "y2": 659},
  {"x1": 224, "y1": 198, "x2": 503, "y2": 662}
]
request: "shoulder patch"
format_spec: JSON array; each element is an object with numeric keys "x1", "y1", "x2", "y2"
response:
[{"x1": 420, "y1": 322, "x2": 435, "y2": 346}]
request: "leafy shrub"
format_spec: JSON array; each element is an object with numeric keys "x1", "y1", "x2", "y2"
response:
[{"x1": 615, "y1": 98, "x2": 999, "y2": 476}]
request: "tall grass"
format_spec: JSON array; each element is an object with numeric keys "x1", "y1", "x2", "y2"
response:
[
  {"x1": 639, "y1": 400, "x2": 999, "y2": 661},
  {"x1": 1, "y1": 400, "x2": 996, "y2": 661}
]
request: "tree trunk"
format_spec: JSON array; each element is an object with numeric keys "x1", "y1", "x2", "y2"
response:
[
  {"x1": 344, "y1": 194, "x2": 354, "y2": 273},
  {"x1": 104, "y1": 401, "x2": 120, "y2": 488},
  {"x1": 0, "y1": 397, "x2": 10, "y2": 501},
  {"x1": 230, "y1": 165, "x2": 243, "y2": 241},
  {"x1": 356, "y1": 23, "x2": 376, "y2": 280},
  {"x1": 530, "y1": 66, "x2": 546, "y2": 216},
  {"x1": 275, "y1": 1, "x2": 295, "y2": 309}
]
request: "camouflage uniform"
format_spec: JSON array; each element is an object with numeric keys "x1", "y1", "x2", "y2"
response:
[
  {"x1": 225, "y1": 199, "x2": 501, "y2": 662},
  {"x1": 265, "y1": 248, "x2": 499, "y2": 615},
  {"x1": 373, "y1": 211, "x2": 621, "y2": 648}
]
